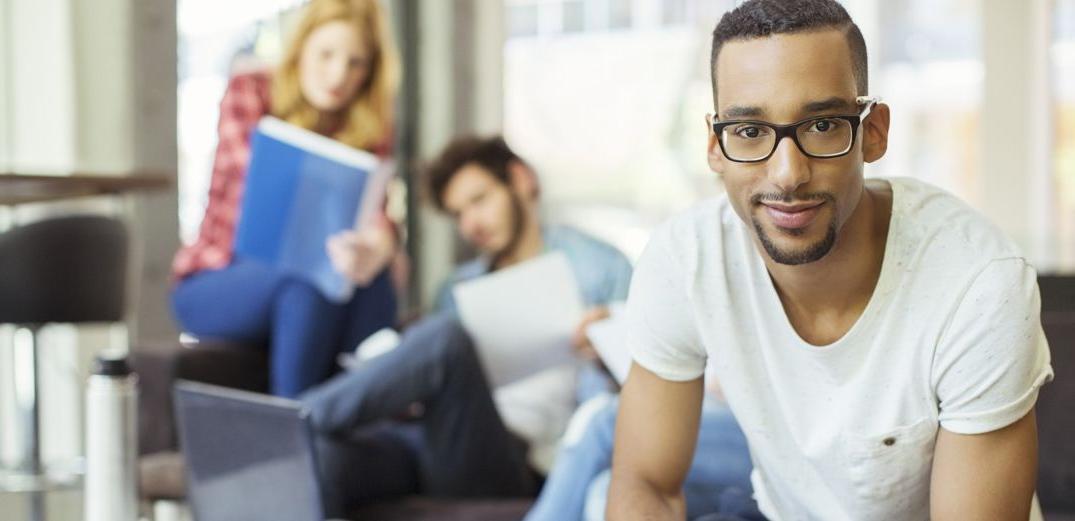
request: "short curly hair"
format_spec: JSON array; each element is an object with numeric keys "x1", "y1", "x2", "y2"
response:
[
  {"x1": 710, "y1": 0, "x2": 868, "y2": 108},
  {"x1": 424, "y1": 135, "x2": 524, "y2": 211}
]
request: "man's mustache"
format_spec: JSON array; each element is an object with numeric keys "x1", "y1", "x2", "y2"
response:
[{"x1": 750, "y1": 192, "x2": 834, "y2": 205}]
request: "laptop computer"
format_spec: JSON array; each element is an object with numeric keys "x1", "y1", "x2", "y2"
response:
[{"x1": 173, "y1": 381, "x2": 327, "y2": 521}]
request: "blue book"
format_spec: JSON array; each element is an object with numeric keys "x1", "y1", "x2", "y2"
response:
[{"x1": 234, "y1": 116, "x2": 386, "y2": 303}]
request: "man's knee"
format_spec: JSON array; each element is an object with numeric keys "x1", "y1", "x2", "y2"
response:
[
  {"x1": 560, "y1": 393, "x2": 619, "y2": 449},
  {"x1": 592, "y1": 396, "x2": 620, "y2": 441},
  {"x1": 409, "y1": 312, "x2": 476, "y2": 363}
]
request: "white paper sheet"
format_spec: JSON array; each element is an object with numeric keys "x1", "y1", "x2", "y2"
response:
[
  {"x1": 452, "y1": 252, "x2": 584, "y2": 387},
  {"x1": 585, "y1": 303, "x2": 632, "y2": 384}
]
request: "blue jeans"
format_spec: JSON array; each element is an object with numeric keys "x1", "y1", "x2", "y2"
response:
[
  {"x1": 524, "y1": 395, "x2": 760, "y2": 521},
  {"x1": 301, "y1": 312, "x2": 538, "y2": 515},
  {"x1": 170, "y1": 258, "x2": 396, "y2": 398}
]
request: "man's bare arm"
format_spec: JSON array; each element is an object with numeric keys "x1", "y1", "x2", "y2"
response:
[
  {"x1": 931, "y1": 409, "x2": 1038, "y2": 521},
  {"x1": 607, "y1": 362, "x2": 704, "y2": 520}
]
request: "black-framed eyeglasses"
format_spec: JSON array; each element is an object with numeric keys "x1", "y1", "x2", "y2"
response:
[{"x1": 710, "y1": 96, "x2": 880, "y2": 163}]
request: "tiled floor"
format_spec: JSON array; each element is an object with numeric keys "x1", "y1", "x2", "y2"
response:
[
  {"x1": 0, "y1": 491, "x2": 188, "y2": 521},
  {"x1": 0, "y1": 489, "x2": 82, "y2": 521}
]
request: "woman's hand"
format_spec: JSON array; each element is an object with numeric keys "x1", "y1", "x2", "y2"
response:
[
  {"x1": 572, "y1": 306, "x2": 612, "y2": 360},
  {"x1": 326, "y1": 222, "x2": 397, "y2": 287}
]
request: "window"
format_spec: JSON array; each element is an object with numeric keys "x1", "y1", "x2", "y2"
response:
[
  {"x1": 662, "y1": 0, "x2": 690, "y2": 27},
  {"x1": 504, "y1": 0, "x2": 734, "y2": 259},
  {"x1": 562, "y1": 1, "x2": 585, "y2": 33},
  {"x1": 609, "y1": 0, "x2": 633, "y2": 30},
  {"x1": 502, "y1": 0, "x2": 985, "y2": 259},
  {"x1": 176, "y1": 0, "x2": 300, "y2": 244},
  {"x1": 859, "y1": 0, "x2": 983, "y2": 202},
  {"x1": 1054, "y1": 0, "x2": 1075, "y2": 268},
  {"x1": 499, "y1": 0, "x2": 1067, "y2": 268},
  {"x1": 507, "y1": 2, "x2": 539, "y2": 38}
]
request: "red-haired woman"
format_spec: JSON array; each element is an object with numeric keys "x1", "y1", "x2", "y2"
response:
[{"x1": 171, "y1": 0, "x2": 401, "y2": 398}]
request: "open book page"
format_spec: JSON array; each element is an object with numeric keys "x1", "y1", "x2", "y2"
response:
[
  {"x1": 452, "y1": 252, "x2": 584, "y2": 387},
  {"x1": 585, "y1": 302, "x2": 632, "y2": 384}
]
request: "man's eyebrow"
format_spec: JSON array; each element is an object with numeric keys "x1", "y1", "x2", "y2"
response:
[
  {"x1": 719, "y1": 98, "x2": 855, "y2": 121},
  {"x1": 803, "y1": 97, "x2": 855, "y2": 114},
  {"x1": 721, "y1": 105, "x2": 765, "y2": 119}
]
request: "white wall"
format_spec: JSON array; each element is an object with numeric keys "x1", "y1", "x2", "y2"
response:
[
  {"x1": 0, "y1": 0, "x2": 10, "y2": 171},
  {"x1": 73, "y1": 0, "x2": 136, "y2": 174},
  {"x1": 7, "y1": 0, "x2": 78, "y2": 173}
]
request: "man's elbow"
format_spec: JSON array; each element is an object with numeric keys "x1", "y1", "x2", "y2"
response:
[{"x1": 606, "y1": 473, "x2": 686, "y2": 521}]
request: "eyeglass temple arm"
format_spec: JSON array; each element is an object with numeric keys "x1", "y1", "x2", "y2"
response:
[{"x1": 856, "y1": 95, "x2": 881, "y2": 120}]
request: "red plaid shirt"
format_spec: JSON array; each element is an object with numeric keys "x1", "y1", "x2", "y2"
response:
[{"x1": 172, "y1": 71, "x2": 391, "y2": 280}]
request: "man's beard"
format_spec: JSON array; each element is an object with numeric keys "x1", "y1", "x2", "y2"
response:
[
  {"x1": 490, "y1": 193, "x2": 528, "y2": 267},
  {"x1": 750, "y1": 191, "x2": 837, "y2": 266}
]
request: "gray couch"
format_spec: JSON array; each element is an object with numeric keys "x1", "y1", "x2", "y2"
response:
[
  {"x1": 133, "y1": 339, "x2": 535, "y2": 521},
  {"x1": 134, "y1": 275, "x2": 1075, "y2": 520},
  {"x1": 1036, "y1": 275, "x2": 1075, "y2": 520}
]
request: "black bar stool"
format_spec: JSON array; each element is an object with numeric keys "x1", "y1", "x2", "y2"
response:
[{"x1": 0, "y1": 214, "x2": 127, "y2": 493}]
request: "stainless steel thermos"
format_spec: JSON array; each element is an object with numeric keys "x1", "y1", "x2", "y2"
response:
[{"x1": 84, "y1": 352, "x2": 139, "y2": 521}]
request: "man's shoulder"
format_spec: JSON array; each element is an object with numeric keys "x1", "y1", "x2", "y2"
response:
[
  {"x1": 882, "y1": 177, "x2": 1034, "y2": 333},
  {"x1": 449, "y1": 257, "x2": 489, "y2": 285},
  {"x1": 626, "y1": 197, "x2": 747, "y2": 301},
  {"x1": 683, "y1": 195, "x2": 730, "y2": 223},
  {"x1": 890, "y1": 177, "x2": 1024, "y2": 265},
  {"x1": 545, "y1": 225, "x2": 630, "y2": 265},
  {"x1": 647, "y1": 196, "x2": 737, "y2": 257}
]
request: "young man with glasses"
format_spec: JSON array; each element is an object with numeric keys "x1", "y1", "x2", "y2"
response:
[{"x1": 608, "y1": 1, "x2": 1053, "y2": 520}]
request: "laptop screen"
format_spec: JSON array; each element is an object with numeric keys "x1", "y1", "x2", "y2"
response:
[{"x1": 174, "y1": 381, "x2": 325, "y2": 521}]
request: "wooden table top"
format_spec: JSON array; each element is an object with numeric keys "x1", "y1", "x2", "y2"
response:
[{"x1": 0, "y1": 172, "x2": 173, "y2": 205}]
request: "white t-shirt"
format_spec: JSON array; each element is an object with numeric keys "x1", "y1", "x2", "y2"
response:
[{"x1": 626, "y1": 177, "x2": 1054, "y2": 521}]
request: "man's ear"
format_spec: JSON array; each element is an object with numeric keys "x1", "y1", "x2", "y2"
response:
[
  {"x1": 507, "y1": 160, "x2": 539, "y2": 200},
  {"x1": 706, "y1": 114, "x2": 725, "y2": 174},
  {"x1": 862, "y1": 103, "x2": 890, "y2": 163}
]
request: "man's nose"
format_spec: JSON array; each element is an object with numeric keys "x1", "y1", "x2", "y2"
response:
[{"x1": 766, "y1": 135, "x2": 811, "y2": 194}]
